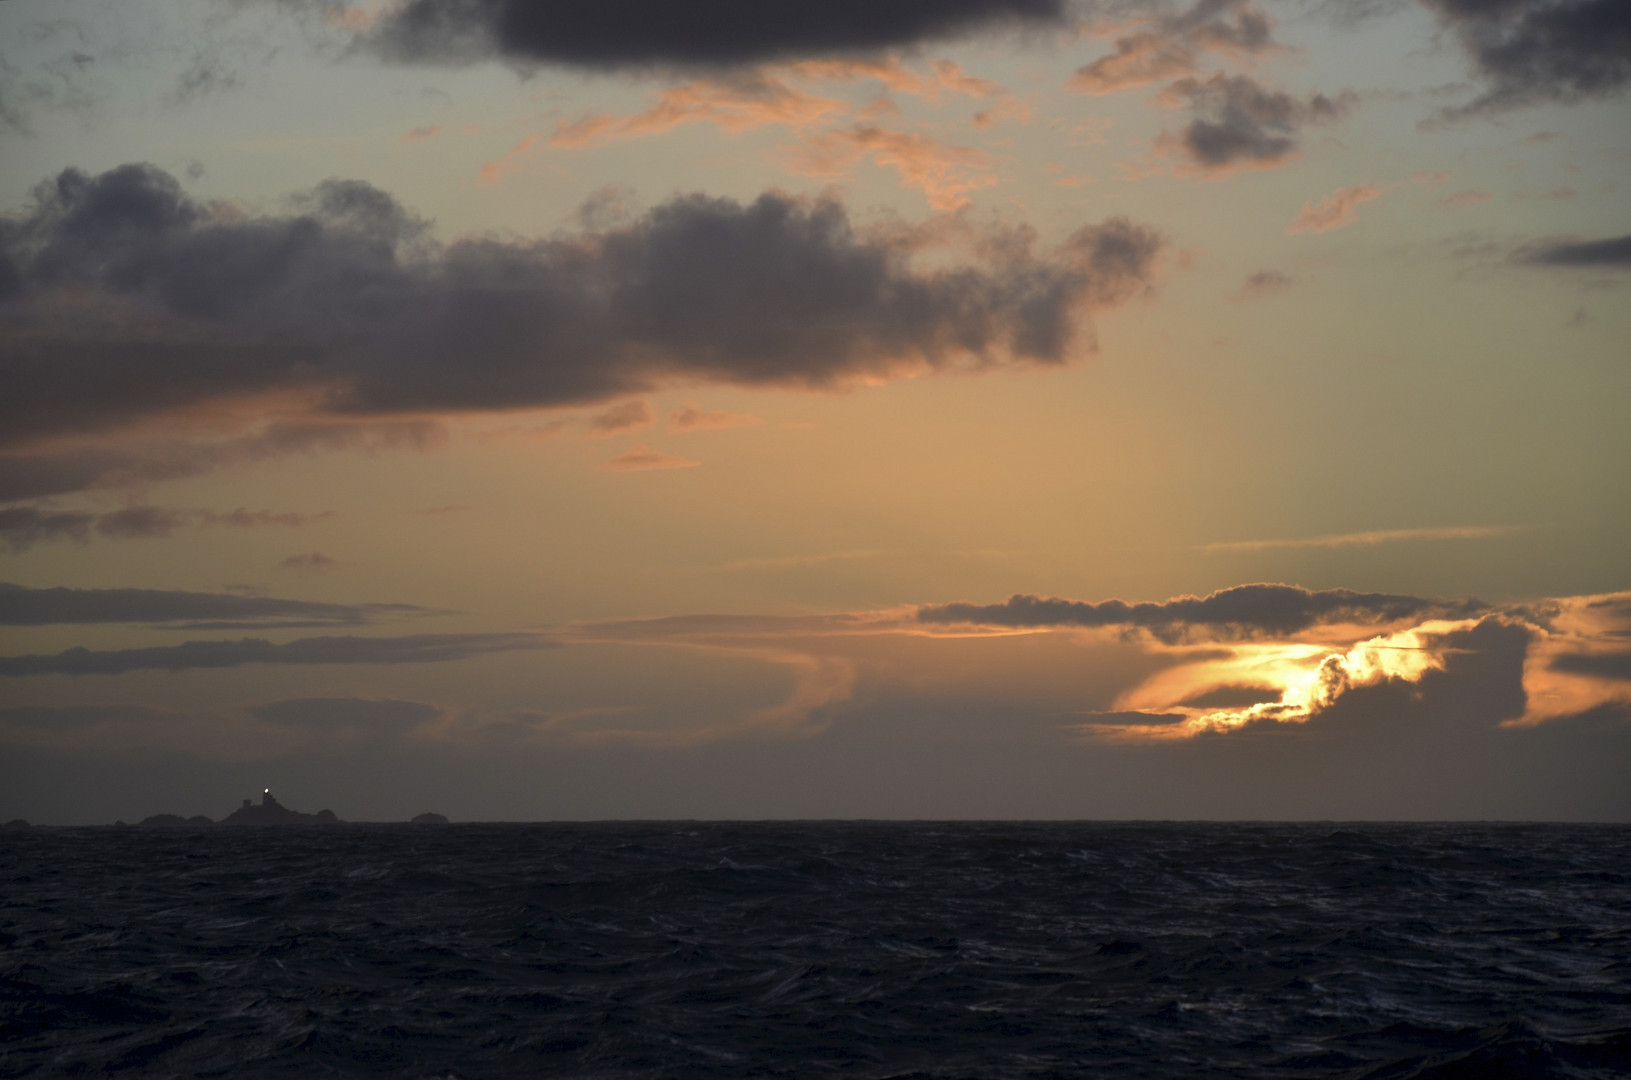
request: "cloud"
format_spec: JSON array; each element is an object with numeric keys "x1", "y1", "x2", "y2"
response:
[
  {"x1": 0, "y1": 581, "x2": 430, "y2": 628},
  {"x1": 598, "y1": 445, "x2": 701, "y2": 472},
  {"x1": 669, "y1": 405, "x2": 765, "y2": 431},
  {"x1": 1421, "y1": 0, "x2": 1631, "y2": 117},
  {"x1": 1438, "y1": 189, "x2": 1493, "y2": 209},
  {"x1": 1204, "y1": 524, "x2": 1519, "y2": 552},
  {"x1": 1085, "y1": 616, "x2": 1513, "y2": 738},
  {"x1": 0, "y1": 419, "x2": 441, "y2": 505},
  {"x1": 549, "y1": 72, "x2": 843, "y2": 148},
  {"x1": 719, "y1": 549, "x2": 880, "y2": 572},
  {"x1": 1232, "y1": 268, "x2": 1293, "y2": 299},
  {"x1": 917, "y1": 583, "x2": 1488, "y2": 642},
  {"x1": 1070, "y1": 0, "x2": 1277, "y2": 95},
  {"x1": 0, "y1": 504, "x2": 329, "y2": 552},
  {"x1": 1551, "y1": 651, "x2": 1631, "y2": 681},
  {"x1": 1157, "y1": 74, "x2": 1353, "y2": 175},
  {"x1": 781, "y1": 123, "x2": 997, "y2": 209},
  {"x1": 1288, "y1": 183, "x2": 1383, "y2": 234},
  {"x1": 362, "y1": 0, "x2": 1070, "y2": 71},
  {"x1": 586, "y1": 400, "x2": 654, "y2": 437},
  {"x1": 0, "y1": 631, "x2": 549, "y2": 677},
  {"x1": 0, "y1": 164, "x2": 1163, "y2": 450},
  {"x1": 279, "y1": 550, "x2": 337, "y2": 571},
  {"x1": 1514, "y1": 234, "x2": 1631, "y2": 268}
]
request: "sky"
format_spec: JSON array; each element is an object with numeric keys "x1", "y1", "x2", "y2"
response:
[{"x1": 1, "y1": 0, "x2": 1628, "y2": 824}]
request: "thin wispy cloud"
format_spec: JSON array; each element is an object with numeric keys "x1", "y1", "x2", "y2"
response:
[
  {"x1": 718, "y1": 550, "x2": 880, "y2": 572},
  {"x1": 598, "y1": 446, "x2": 701, "y2": 472},
  {"x1": 1203, "y1": 525, "x2": 1522, "y2": 553}
]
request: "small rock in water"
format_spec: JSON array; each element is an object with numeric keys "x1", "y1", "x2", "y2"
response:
[{"x1": 411, "y1": 812, "x2": 450, "y2": 825}]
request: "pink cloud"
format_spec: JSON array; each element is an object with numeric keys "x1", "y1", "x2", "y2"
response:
[
  {"x1": 477, "y1": 134, "x2": 542, "y2": 185},
  {"x1": 550, "y1": 73, "x2": 842, "y2": 149},
  {"x1": 1288, "y1": 183, "x2": 1383, "y2": 234}
]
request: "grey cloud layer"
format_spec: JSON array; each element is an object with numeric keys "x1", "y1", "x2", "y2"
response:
[
  {"x1": 1422, "y1": 0, "x2": 1631, "y2": 115},
  {"x1": 0, "y1": 420, "x2": 443, "y2": 504},
  {"x1": 917, "y1": 583, "x2": 1487, "y2": 640},
  {"x1": 0, "y1": 632, "x2": 548, "y2": 677},
  {"x1": 364, "y1": 0, "x2": 1068, "y2": 70},
  {"x1": 0, "y1": 582, "x2": 430, "y2": 629},
  {"x1": 1165, "y1": 74, "x2": 1351, "y2": 170},
  {"x1": 0, "y1": 505, "x2": 326, "y2": 552},
  {"x1": 0, "y1": 164, "x2": 1162, "y2": 448},
  {"x1": 1516, "y1": 234, "x2": 1631, "y2": 268}
]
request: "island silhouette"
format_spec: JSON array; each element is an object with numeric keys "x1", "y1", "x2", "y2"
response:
[
  {"x1": 221, "y1": 788, "x2": 339, "y2": 826},
  {"x1": 127, "y1": 790, "x2": 449, "y2": 826}
]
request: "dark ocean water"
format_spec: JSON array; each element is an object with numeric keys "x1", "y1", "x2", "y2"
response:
[{"x1": 2, "y1": 822, "x2": 1629, "y2": 1079}]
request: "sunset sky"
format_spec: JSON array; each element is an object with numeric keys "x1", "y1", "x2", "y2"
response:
[{"x1": 2, "y1": 0, "x2": 1628, "y2": 823}]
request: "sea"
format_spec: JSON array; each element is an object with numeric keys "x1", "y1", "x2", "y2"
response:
[{"x1": 2, "y1": 822, "x2": 1628, "y2": 1078}]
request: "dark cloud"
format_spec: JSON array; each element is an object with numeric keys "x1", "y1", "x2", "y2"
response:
[
  {"x1": 1550, "y1": 651, "x2": 1631, "y2": 682},
  {"x1": 0, "y1": 504, "x2": 328, "y2": 552},
  {"x1": 0, "y1": 420, "x2": 443, "y2": 503},
  {"x1": 1514, "y1": 234, "x2": 1631, "y2": 268},
  {"x1": 1235, "y1": 268, "x2": 1293, "y2": 298},
  {"x1": 364, "y1": 0, "x2": 1068, "y2": 71},
  {"x1": 1163, "y1": 74, "x2": 1352, "y2": 171},
  {"x1": 0, "y1": 631, "x2": 549, "y2": 677},
  {"x1": 1421, "y1": 0, "x2": 1631, "y2": 116},
  {"x1": 1177, "y1": 683, "x2": 1282, "y2": 707},
  {"x1": 917, "y1": 583, "x2": 1486, "y2": 641},
  {"x1": 0, "y1": 164, "x2": 1162, "y2": 449},
  {"x1": 0, "y1": 582, "x2": 430, "y2": 629}
]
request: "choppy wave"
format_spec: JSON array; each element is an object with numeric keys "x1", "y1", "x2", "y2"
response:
[{"x1": 2, "y1": 822, "x2": 1628, "y2": 1078}]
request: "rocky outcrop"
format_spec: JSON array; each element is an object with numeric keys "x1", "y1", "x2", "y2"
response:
[
  {"x1": 410, "y1": 812, "x2": 450, "y2": 825},
  {"x1": 221, "y1": 790, "x2": 340, "y2": 826}
]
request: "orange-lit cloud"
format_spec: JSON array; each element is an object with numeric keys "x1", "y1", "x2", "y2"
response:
[
  {"x1": 477, "y1": 134, "x2": 542, "y2": 185},
  {"x1": 1071, "y1": 1, "x2": 1278, "y2": 96},
  {"x1": 782, "y1": 124, "x2": 995, "y2": 209},
  {"x1": 551, "y1": 73, "x2": 843, "y2": 148},
  {"x1": 598, "y1": 445, "x2": 700, "y2": 472},
  {"x1": 1289, "y1": 183, "x2": 1383, "y2": 234},
  {"x1": 784, "y1": 57, "x2": 1006, "y2": 103},
  {"x1": 1511, "y1": 593, "x2": 1631, "y2": 726}
]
